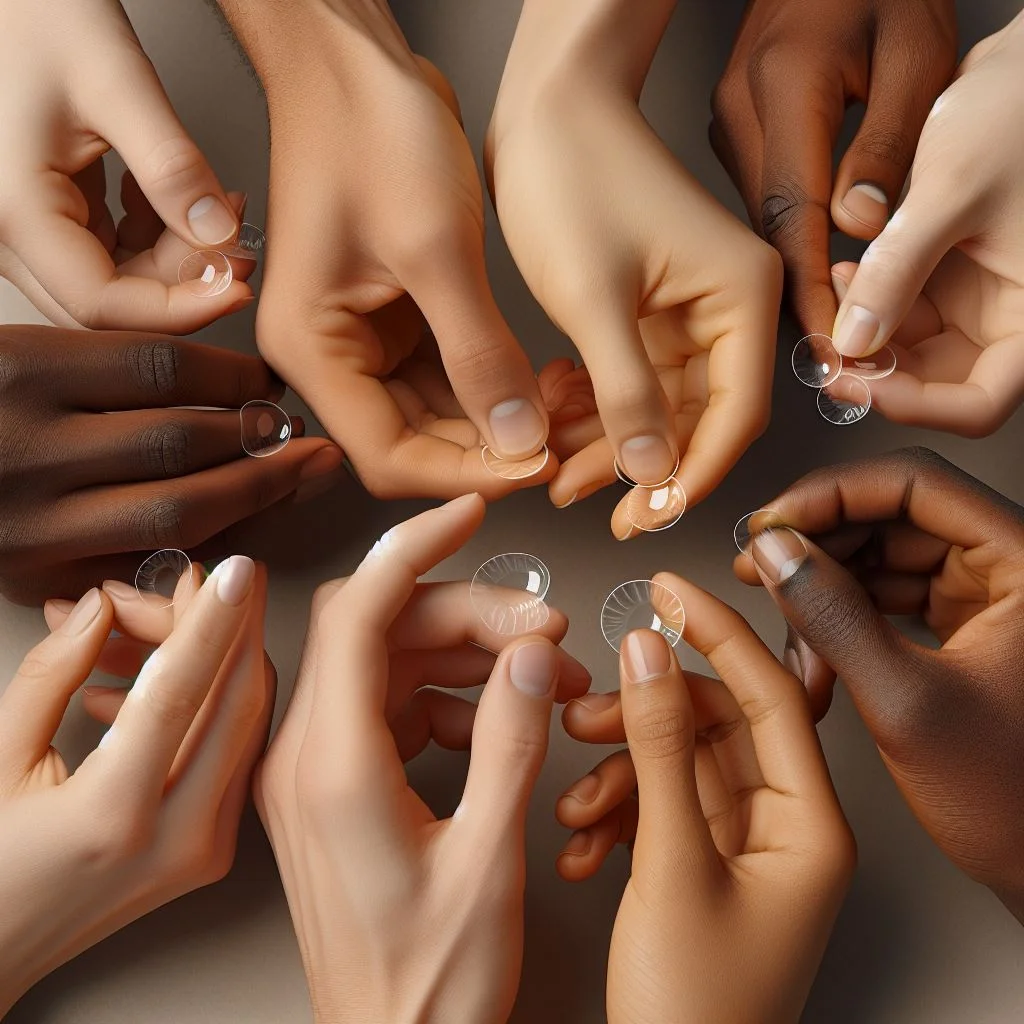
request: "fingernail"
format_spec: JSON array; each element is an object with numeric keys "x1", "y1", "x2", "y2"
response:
[
  {"x1": 45, "y1": 598, "x2": 76, "y2": 617},
  {"x1": 298, "y1": 446, "x2": 345, "y2": 484},
  {"x1": 489, "y1": 399, "x2": 546, "y2": 458},
  {"x1": 61, "y1": 588, "x2": 103, "y2": 636},
  {"x1": 509, "y1": 642, "x2": 558, "y2": 698},
  {"x1": 620, "y1": 435, "x2": 676, "y2": 486},
  {"x1": 213, "y1": 555, "x2": 255, "y2": 606},
  {"x1": 834, "y1": 305, "x2": 881, "y2": 357},
  {"x1": 623, "y1": 629, "x2": 671, "y2": 684},
  {"x1": 565, "y1": 774, "x2": 601, "y2": 804},
  {"x1": 553, "y1": 492, "x2": 578, "y2": 510},
  {"x1": 187, "y1": 195, "x2": 238, "y2": 246},
  {"x1": 752, "y1": 528, "x2": 807, "y2": 586},
  {"x1": 841, "y1": 182, "x2": 889, "y2": 230},
  {"x1": 569, "y1": 693, "x2": 618, "y2": 713},
  {"x1": 783, "y1": 644, "x2": 803, "y2": 683},
  {"x1": 563, "y1": 830, "x2": 592, "y2": 856},
  {"x1": 831, "y1": 273, "x2": 849, "y2": 302},
  {"x1": 102, "y1": 580, "x2": 139, "y2": 601}
]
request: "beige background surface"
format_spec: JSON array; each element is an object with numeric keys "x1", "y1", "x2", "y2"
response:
[{"x1": 2, "y1": 1, "x2": 1023, "y2": 1021}]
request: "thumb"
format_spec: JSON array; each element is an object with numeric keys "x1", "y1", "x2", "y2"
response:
[
  {"x1": 619, "y1": 629, "x2": 718, "y2": 879},
  {"x1": 92, "y1": 54, "x2": 238, "y2": 250},
  {"x1": 458, "y1": 637, "x2": 558, "y2": 841},
  {"x1": 749, "y1": 526, "x2": 924, "y2": 732},
  {"x1": 831, "y1": 175, "x2": 967, "y2": 359}
]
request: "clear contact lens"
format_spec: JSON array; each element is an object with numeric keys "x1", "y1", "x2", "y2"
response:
[
  {"x1": 240, "y1": 400, "x2": 291, "y2": 457},
  {"x1": 480, "y1": 445, "x2": 550, "y2": 480},
  {"x1": 135, "y1": 549, "x2": 193, "y2": 609},
  {"x1": 470, "y1": 552, "x2": 551, "y2": 636},
  {"x1": 734, "y1": 512, "x2": 756, "y2": 553},
  {"x1": 844, "y1": 346, "x2": 896, "y2": 380},
  {"x1": 600, "y1": 580, "x2": 684, "y2": 653},
  {"x1": 792, "y1": 334, "x2": 842, "y2": 388},
  {"x1": 178, "y1": 250, "x2": 233, "y2": 297},
  {"x1": 625, "y1": 478, "x2": 687, "y2": 533},
  {"x1": 613, "y1": 459, "x2": 638, "y2": 487},
  {"x1": 219, "y1": 222, "x2": 266, "y2": 261},
  {"x1": 817, "y1": 373, "x2": 872, "y2": 426}
]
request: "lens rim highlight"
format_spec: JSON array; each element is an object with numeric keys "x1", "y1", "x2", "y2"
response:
[
  {"x1": 178, "y1": 249, "x2": 233, "y2": 297},
  {"x1": 240, "y1": 400, "x2": 292, "y2": 457},
  {"x1": 792, "y1": 334, "x2": 842, "y2": 389},
  {"x1": 135, "y1": 549, "x2": 193, "y2": 609},
  {"x1": 624, "y1": 477, "x2": 687, "y2": 533},
  {"x1": 817, "y1": 372, "x2": 872, "y2": 426},
  {"x1": 480, "y1": 444, "x2": 550, "y2": 480},
  {"x1": 600, "y1": 579, "x2": 685, "y2": 653},
  {"x1": 470, "y1": 552, "x2": 552, "y2": 637}
]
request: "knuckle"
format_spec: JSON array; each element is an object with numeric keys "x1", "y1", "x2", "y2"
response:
[
  {"x1": 133, "y1": 493, "x2": 188, "y2": 550},
  {"x1": 759, "y1": 183, "x2": 818, "y2": 245},
  {"x1": 136, "y1": 421, "x2": 192, "y2": 479},
  {"x1": 16, "y1": 645, "x2": 57, "y2": 682},
  {"x1": 138, "y1": 136, "x2": 209, "y2": 195},
  {"x1": 139, "y1": 674, "x2": 204, "y2": 728},
  {"x1": 134, "y1": 341, "x2": 182, "y2": 397},
  {"x1": 854, "y1": 124, "x2": 912, "y2": 169},
  {"x1": 788, "y1": 580, "x2": 866, "y2": 653},
  {"x1": 628, "y1": 706, "x2": 693, "y2": 762}
]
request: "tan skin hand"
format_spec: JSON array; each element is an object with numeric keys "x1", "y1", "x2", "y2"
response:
[{"x1": 558, "y1": 577, "x2": 854, "y2": 1024}]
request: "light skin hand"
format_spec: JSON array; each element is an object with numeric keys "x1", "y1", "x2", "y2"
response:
[
  {"x1": 487, "y1": 0, "x2": 781, "y2": 531},
  {"x1": 214, "y1": 0, "x2": 553, "y2": 501},
  {"x1": 734, "y1": 447, "x2": 1024, "y2": 923},
  {"x1": 558, "y1": 577, "x2": 854, "y2": 1024},
  {"x1": 829, "y1": 12, "x2": 1024, "y2": 436},
  {"x1": 0, "y1": 557, "x2": 274, "y2": 1015},
  {"x1": 0, "y1": 0, "x2": 253, "y2": 331},
  {"x1": 711, "y1": 0, "x2": 957, "y2": 337},
  {"x1": 254, "y1": 495, "x2": 591, "y2": 1024}
]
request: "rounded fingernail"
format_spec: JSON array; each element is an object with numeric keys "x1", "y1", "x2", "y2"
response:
[
  {"x1": 61, "y1": 588, "x2": 103, "y2": 636},
  {"x1": 566, "y1": 774, "x2": 601, "y2": 804},
  {"x1": 509, "y1": 641, "x2": 558, "y2": 698},
  {"x1": 623, "y1": 629, "x2": 672, "y2": 684},
  {"x1": 620, "y1": 435, "x2": 676, "y2": 486},
  {"x1": 563, "y1": 830, "x2": 592, "y2": 856},
  {"x1": 841, "y1": 182, "x2": 889, "y2": 230},
  {"x1": 834, "y1": 305, "x2": 881, "y2": 357},
  {"x1": 752, "y1": 528, "x2": 807, "y2": 586},
  {"x1": 489, "y1": 399, "x2": 546, "y2": 458},
  {"x1": 212, "y1": 555, "x2": 255, "y2": 606},
  {"x1": 187, "y1": 195, "x2": 238, "y2": 245}
]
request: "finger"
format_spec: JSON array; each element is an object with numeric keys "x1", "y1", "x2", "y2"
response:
[
  {"x1": 783, "y1": 627, "x2": 836, "y2": 723},
  {"x1": 82, "y1": 685, "x2": 129, "y2": 726},
  {"x1": 458, "y1": 637, "x2": 559, "y2": 841},
  {"x1": 618, "y1": 628, "x2": 718, "y2": 876},
  {"x1": 556, "y1": 749, "x2": 636, "y2": 831},
  {"x1": 562, "y1": 691, "x2": 624, "y2": 743},
  {"x1": 80, "y1": 556, "x2": 255, "y2": 805},
  {"x1": 45, "y1": 601, "x2": 154, "y2": 677},
  {"x1": 0, "y1": 589, "x2": 113, "y2": 775},
  {"x1": 116, "y1": 169, "x2": 166, "y2": 255},
  {"x1": 556, "y1": 803, "x2": 637, "y2": 882},
  {"x1": 390, "y1": 688, "x2": 478, "y2": 763}
]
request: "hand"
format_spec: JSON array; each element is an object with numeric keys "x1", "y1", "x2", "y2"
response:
[
  {"x1": 0, "y1": 0, "x2": 256, "y2": 331},
  {"x1": 830, "y1": 12, "x2": 1024, "y2": 436},
  {"x1": 487, "y1": 1, "x2": 781, "y2": 531},
  {"x1": 711, "y1": 0, "x2": 956, "y2": 336},
  {"x1": 0, "y1": 324, "x2": 344, "y2": 605},
  {"x1": 735, "y1": 447, "x2": 1024, "y2": 922},
  {"x1": 558, "y1": 578, "x2": 854, "y2": 1024},
  {"x1": 0, "y1": 557, "x2": 273, "y2": 1015},
  {"x1": 214, "y1": 0, "x2": 552, "y2": 501},
  {"x1": 254, "y1": 495, "x2": 591, "y2": 1023}
]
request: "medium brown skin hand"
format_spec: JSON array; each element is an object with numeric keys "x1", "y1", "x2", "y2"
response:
[
  {"x1": 0, "y1": 325, "x2": 342, "y2": 605},
  {"x1": 711, "y1": 0, "x2": 957, "y2": 336},
  {"x1": 735, "y1": 447, "x2": 1024, "y2": 923}
]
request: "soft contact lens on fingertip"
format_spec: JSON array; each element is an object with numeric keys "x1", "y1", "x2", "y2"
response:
[
  {"x1": 241, "y1": 400, "x2": 291, "y2": 457},
  {"x1": 734, "y1": 512, "x2": 757, "y2": 553},
  {"x1": 220, "y1": 222, "x2": 266, "y2": 261},
  {"x1": 601, "y1": 580, "x2": 684, "y2": 653},
  {"x1": 481, "y1": 445, "x2": 550, "y2": 480},
  {"x1": 135, "y1": 549, "x2": 193, "y2": 609},
  {"x1": 471, "y1": 553, "x2": 551, "y2": 636},
  {"x1": 818, "y1": 373, "x2": 871, "y2": 425},
  {"x1": 792, "y1": 334, "x2": 842, "y2": 388},
  {"x1": 178, "y1": 250, "x2": 233, "y2": 297},
  {"x1": 843, "y1": 346, "x2": 896, "y2": 380},
  {"x1": 625, "y1": 478, "x2": 686, "y2": 533}
]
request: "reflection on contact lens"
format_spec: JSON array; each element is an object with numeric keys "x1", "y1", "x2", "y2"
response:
[
  {"x1": 219, "y1": 223, "x2": 266, "y2": 261},
  {"x1": 817, "y1": 373, "x2": 872, "y2": 426},
  {"x1": 178, "y1": 250, "x2": 233, "y2": 297},
  {"x1": 480, "y1": 445, "x2": 550, "y2": 480},
  {"x1": 470, "y1": 552, "x2": 551, "y2": 637},
  {"x1": 600, "y1": 580, "x2": 684, "y2": 653},
  {"x1": 792, "y1": 334, "x2": 843, "y2": 388},
  {"x1": 625, "y1": 478, "x2": 687, "y2": 533},
  {"x1": 844, "y1": 346, "x2": 896, "y2": 380},
  {"x1": 135, "y1": 549, "x2": 193, "y2": 609},
  {"x1": 240, "y1": 400, "x2": 291, "y2": 457}
]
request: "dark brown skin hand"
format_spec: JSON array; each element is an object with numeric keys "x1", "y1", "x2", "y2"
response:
[
  {"x1": 711, "y1": 0, "x2": 957, "y2": 336},
  {"x1": 0, "y1": 325, "x2": 343, "y2": 605},
  {"x1": 734, "y1": 447, "x2": 1024, "y2": 923}
]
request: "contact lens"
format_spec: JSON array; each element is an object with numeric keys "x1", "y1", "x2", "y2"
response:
[
  {"x1": 178, "y1": 250, "x2": 232, "y2": 297},
  {"x1": 219, "y1": 223, "x2": 266, "y2": 261},
  {"x1": 240, "y1": 400, "x2": 291, "y2": 457},
  {"x1": 625, "y1": 478, "x2": 687, "y2": 533},
  {"x1": 613, "y1": 460, "x2": 638, "y2": 487},
  {"x1": 792, "y1": 334, "x2": 842, "y2": 388},
  {"x1": 600, "y1": 580, "x2": 685, "y2": 653},
  {"x1": 844, "y1": 347, "x2": 896, "y2": 380},
  {"x1": 135, "y1": 549, "x2": 193, "y2": 609},
  {"x1": 480, "y1": 445, "x2": 550, "y2": 480},
  {"x1": 470, "y1": 553, "x2": 551, "y2": 636},
  {"x1": 734, "y1": 512, "x2": 756, "y2": 553},
  {"x1": 817, "y1": 373, "x2": 872, "y2": 425}
]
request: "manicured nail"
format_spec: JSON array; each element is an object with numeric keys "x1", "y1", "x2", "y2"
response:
[
  {"x1": 841, "y1": 182, "x2": 889, "y2": 230},
  {"x1": 834, "y1": 305, "x2": 881, "y2": 357},
  {"x1": 620, "y1": 435, "x2": 676, "y2": 486},
  {"x1": 752, "y1": 528, "x2": 807, "y2": 586},
  {"x1": 783, "y1": 644, "x2": 803, "y2": 683},
  {"x1": 553, "y1": 492, "x2": 578, "y2": 510},
  {"x1": 831, "y1": 273, "x2": 849, "y2": 302},
  {"x1": 623, "y1": 629, "x2": 671, "y2": 684},
  {"x1": 565, "y1": 774, "x2": 601, "y2": 805},
  {"x1": 570, "y1": 693, "x2": 618, "y2": 714},
  {"x1": 489, "y1": 399, "x2": 546, "y2": 458},
  {"x1": 187, "y1": 195, "x2": 237, "y2": 245},
  {"x1": 563, "y1": 830, "x2": 592, "y2": 856},
  {"x1": 103, "y1": 580, "x2": 139, "y2": 601},
  {"x1": 509, "y1": 642, "x2": 558, "y2": 697},
  {"x1": 213, "y1": 555, "x2": 255, "y2": 606},
  {"x1": 61, "y1": 588, "x2": 102, "y2": 636}
]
